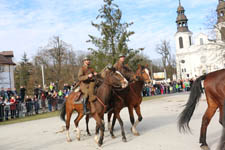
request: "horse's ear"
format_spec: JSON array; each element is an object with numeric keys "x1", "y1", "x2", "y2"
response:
[{"x1": 145, "y1": 64, "x2": 149, "y2": 68}]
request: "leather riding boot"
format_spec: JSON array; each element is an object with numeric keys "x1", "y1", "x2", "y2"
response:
[{"x1": 83, "y1": 98, "x2": 90, "y2": 115}]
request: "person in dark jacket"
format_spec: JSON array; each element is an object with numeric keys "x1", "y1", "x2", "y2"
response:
[
  {"x1": 33, "y1": 96, "x2": 39, "y2": 114},
  {"x1": 15, "y1": 96, "x2": 21, "y2": 118},
  {"x1": 0, "y1": 97, "x2": 5, "y2": 121},
  {"x1": 20, "y1": 86, "x2": 26, "y2": 103}
]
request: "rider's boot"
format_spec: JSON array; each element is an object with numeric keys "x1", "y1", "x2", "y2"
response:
[{"x1": 83, "y1": 98, "x2": 90, "y2": 115}]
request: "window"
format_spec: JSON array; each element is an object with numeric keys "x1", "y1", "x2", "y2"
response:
[
  {"x1": 200, "y1": 38, "x2": 204, "y2": 45},
  {"x1": 179, "y1": 37, "x2": 184, "y2": 49},
  {"x1": 189, "y1": 36, "x2": 192, "y2": 46}
]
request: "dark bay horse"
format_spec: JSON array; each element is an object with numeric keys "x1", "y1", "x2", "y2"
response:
[
  {"x1": 60, "y1": 67, "x2": 128, "y2": 146},
  {"x1": 86, "y1": 64, "x2": 152, "y2": 142},
  {"x1": 178, "y1": 69, "x2": 225, "y2": 150},
  {"x1": 108, "y1": 64, "x2": 152, "y2": 141}
]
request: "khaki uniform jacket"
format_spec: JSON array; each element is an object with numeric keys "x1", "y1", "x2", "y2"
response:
[
  {"x1": 113, "y1": 61, "x2": 124, "y2": 73},
  {"x1": 78, "y1": 65, "x2": 95, "y2": 90}
]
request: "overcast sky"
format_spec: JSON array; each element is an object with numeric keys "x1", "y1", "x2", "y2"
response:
[{"x1": 0, "y1": 0, "x2": 218, "y2": 62}]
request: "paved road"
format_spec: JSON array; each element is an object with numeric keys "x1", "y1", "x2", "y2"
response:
[{"x1": 0, "y1": 93, "x2": 222, "y2": 150}]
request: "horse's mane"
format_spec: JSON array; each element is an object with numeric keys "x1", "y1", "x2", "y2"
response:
[{"x1": 122, "y1": 65, "x2": 133, "y2": 73}]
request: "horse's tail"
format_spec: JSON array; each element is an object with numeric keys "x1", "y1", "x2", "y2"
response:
[
  {"x1": 218, "y1": 101, "x2": 225, "y2": 150},
  {"x1": 222, "y1": 101, "x2": 225, "y2": 128},
  {"x1": 178, "y1": 74, "x2": 206, "y2": 133},
  {"x1": 60, "y1": 101, "x2": 66, "y2": 122}
]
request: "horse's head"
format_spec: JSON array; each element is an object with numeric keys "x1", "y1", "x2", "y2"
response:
[
  {"x1": 103, "y1": 66, "x2": 128, "y2": 89},
  {"x1": 120, "y1": 64, "x2": 138, "y2": 82},
  {"x1": 136, "y1": 64, "x2": 152, "y2": 84}
]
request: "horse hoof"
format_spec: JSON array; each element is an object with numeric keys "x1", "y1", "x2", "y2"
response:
[
  {"x1": 134, "y1": 132, "x2": 140, "y2": 136},
  {"x1": 122, "y1": 138, "x2": 127, "y2": 142},
  {"x1": 111, "y1": 135, "x2": 116, "y2": 139},
  {"x1": 131, "y1": 127, "x2": 140, "y2": 136},
  {"x1": 98, "y1": 141, "x2": 103, "y2": 147},
  {"x1": 200, "y1": 145, "x2": 210, "y2": 150},
  {"x1": 67, "y1": 139, "x2": 72, "y2": 142}
]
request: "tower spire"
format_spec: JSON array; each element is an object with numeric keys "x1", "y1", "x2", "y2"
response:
[
  {"x1": 217, "y1": 0, "x2": 225, "y2": 23},
  {"x1": 176, "y1": 1, "x2": 189, "y2": 32}
]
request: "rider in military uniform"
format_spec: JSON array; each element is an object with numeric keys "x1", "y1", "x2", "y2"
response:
[
  {"x1": 78, "y1": 57, "x2": 97, "y2": 115},
  {"x1": 113, "y1": 54, "x2": 136, "y2": 82}
]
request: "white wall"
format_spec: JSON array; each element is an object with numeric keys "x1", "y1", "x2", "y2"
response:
[{"x1": 0, "y1": 65, "x2": 15, "y2": 89}]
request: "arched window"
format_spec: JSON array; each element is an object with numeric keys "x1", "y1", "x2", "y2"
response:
[
  {"x1": 179, "y1": 37, "x2": 184, "y2": 49},
  {"x1": 200, "y1": 38, "x2": 203, "y2": 45},
  {"x1": 189, "y1": 36, "x2": 192, "y2": 46}
]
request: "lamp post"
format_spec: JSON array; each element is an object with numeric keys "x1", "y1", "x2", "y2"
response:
[{"x1": 41, "y1": 65, "x2": 45, "y2": 89}]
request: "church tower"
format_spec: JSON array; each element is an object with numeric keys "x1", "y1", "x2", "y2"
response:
[
  {"x1": 175, "y1": 0, "x2": 192, "y2": 51},
  {"x1": 216, "y1": 0, "x2": 225, "y2": 41},
  {"x1": 175, "y1": 0, "x2": 193, "y2": 80}
]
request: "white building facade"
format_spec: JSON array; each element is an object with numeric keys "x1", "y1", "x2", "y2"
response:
[
  {"x1": 175, "y1": 0, "x2": 225, "y2": 80},
  {"x1": 0, "y1": 51, "x2": 16, "y2": 89}
]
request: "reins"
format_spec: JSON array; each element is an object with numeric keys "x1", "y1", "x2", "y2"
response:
[{"x1": 96, "y1": 96, "x2": 107, "y2": 111}]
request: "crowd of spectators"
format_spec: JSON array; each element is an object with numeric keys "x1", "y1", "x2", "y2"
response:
[
  {"x1": 0, "y1": 83, "x2": 73, "y2": 122},
  {"x1": 142, "y1": 79, "x2": 194, "y2": 97}
]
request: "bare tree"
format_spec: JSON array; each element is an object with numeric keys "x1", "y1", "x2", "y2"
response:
[
  {"x1": 33, "y1": 36, "x2": 78, "y2": 89},
  {"x1": 155, "y1": 40, "x2": 171, "y2": 79}
]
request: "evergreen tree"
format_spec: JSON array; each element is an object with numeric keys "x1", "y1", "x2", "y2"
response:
[
  {"x1": 15, "y1": 52, "x2": 33, "y2": 90},
  {"x1": 87, "y1": 0, "x2": 143, "y2": 71}
]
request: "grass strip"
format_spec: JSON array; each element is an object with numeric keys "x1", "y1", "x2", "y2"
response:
[
  {"x1": 0, "y1": 111, "x2": 60, "y2": 126},
  {"x1": 0, "y1": 94, "x2": 171, "y2": 125}
]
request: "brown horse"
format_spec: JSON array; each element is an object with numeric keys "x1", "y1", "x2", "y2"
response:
[
  {"x1": 178, "y1": 69, "x2": 225, "y2": 150},
  {"x1": 60, "y1": 67, "x2": 128, "y2": 146},
  {"x1": 86, "y1": 64, "x2": 152, "y2": 142}
]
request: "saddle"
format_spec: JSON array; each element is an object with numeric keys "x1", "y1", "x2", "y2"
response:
[{"x1": 71, "y1": 88, "x2": 83, "y2": 104}]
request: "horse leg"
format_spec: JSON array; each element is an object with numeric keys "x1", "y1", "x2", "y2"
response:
[
  {"x1": 110, "y1": 113, "x2": 117, "y2": 138},
  {"x1": 107, "y1": 111, "x2": 113, "y2": 131},
  {"x1": 92, "y1": 113, "x2": 104, "y2": 147},
  {"x1": 66, "y1": 109, "x2": 73, "y2": 142},
  {"x1": 199, "y1": 103, "x2": 218, "y2": 150},
  {"x1": 132, "y1": 105, "x2": 143, "y2": 136},
  {"x1": 128, "y1": 106, "x2": 138, "y2": 136},
  {"x1": 115, "y1": 111, "x2": 127, "y2": 142},
  {"x1": 86, "y1": 115, "x2": 91, "y2": 136},
  {"x1": 74, "y1": 112, "x2": 84, "y2": 141}
]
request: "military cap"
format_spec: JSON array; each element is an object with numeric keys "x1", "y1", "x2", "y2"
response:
[
  {"x1": 83, "y1": 56, "x2": 90, "y2": 61},
  {"x1": 118, "y1": 54, "x2": 126, "y2": 58}
]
